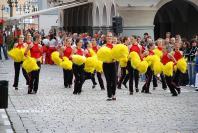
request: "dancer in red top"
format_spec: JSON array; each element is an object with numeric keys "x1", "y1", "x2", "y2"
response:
[
  {"x1": 103, "y1": 32, "x2": 117, "y2": 101},
  {"x1": 61, "y1": 37, "x2": 73, "y2": 88},
  {"x1": 161, "y1": 44, "x2": 178, "y2": 96},
  {"x1": 172, "y1": 42, "x2": 183, "y2": 93},
  {"x1": 72, "y1": 38, "x2": 85, "y2": 95},
  {"x1": 25, "y1": 34, "x2": 42, "y2": 94},
  {"x1": 91, "y1": 38, "x2": 105, "y2": 90},
  {"x1": 153, "y1": 38, "x2": 167, "y2": 90},
  {"x1": 13, "y1": 35, "x2": 29, "y2": 90},
  {"x1": 127, "y1": 35, "x2": 142, "y2": 95},
  {"x1": 141, "y1": 42, "x2": 155, "y2": 93}
]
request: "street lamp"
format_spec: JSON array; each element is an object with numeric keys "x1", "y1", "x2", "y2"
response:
[
  {"x1": 0, "y1": 5, "x2": 5, "y2": 30},
  {"x1": 7, "y1": 0, "x2": 19, "y2": 17}
]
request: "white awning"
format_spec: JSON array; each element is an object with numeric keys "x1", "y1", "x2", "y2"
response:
[{"x1": 8, "y1": 1, "x2": 91, "y2": 21}]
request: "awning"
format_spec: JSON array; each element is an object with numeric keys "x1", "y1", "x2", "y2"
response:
[{"x1": 8, "y1": 1, "x2": 91, "y2": 21}]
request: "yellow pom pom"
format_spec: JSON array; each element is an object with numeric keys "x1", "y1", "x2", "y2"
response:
[
  {"x1": 72, "y1": 55, "x2": 86, "y2": 65},
  {"x1": 153, "y1": 48, "x2": 163, "y2": 58},
  {"x1": 153, "y1": 61, "x2": 163, "y2": 75},
  {"x1": 89, "y1": 49, "x2": 96, "y2": 56},
  {"x1": 97, "y1": 46, "x2": 113, "y2": 62},
  {"x1": 129, "y1": 52, "x2": 141, "y2": 69},
  {"x1": 163, "y1": 62, "x2": 174, "y2": 76},
  {"x1": 22, "y1": 57, "x2": 39, "y2": 73},
  {"x1": 137, "y1": 61, "x2": 148, "y2": 74},
  {"x1": 60, "y1": 57, "x2": 73, "y2": 70},
  {"x1": 119, "y1": 57, "x2": 128, "y2": 67},
  {"x1": 8, "y1": 48, "x2": 25, "y2": 62},
  {"x1": 95, "y1": 60, "x2": 103, "y2": 73},
  {"x1": 111, "y1": 44, "x2": 129, "y2": 61},
  {"x1": 51, "y1": 51, "x2": 62, "y2": 65},
  {"x1": 144, "y1": 55, "x2": 153, "y2": 66},
  {"x1": 177, "y1": 58, "x2": 187, "y2": 73},
  {"x1": 84, "y1": 57, "x2": 97, "y2": 73}
]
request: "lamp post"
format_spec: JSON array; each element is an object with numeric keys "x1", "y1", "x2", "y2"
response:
[
  {"x1": 0, "y1": 5, "x2": 5, "y2": 31},
  {"x1": 7, "y1": 0, "x2": 18, "y2": 17}
]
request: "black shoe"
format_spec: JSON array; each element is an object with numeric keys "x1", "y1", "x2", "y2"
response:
[
  {"x1": 117, "y1": 85, "x2": 121, "y2": 89},
  {"x1": 172, "y1": 93, "x2": 178, "y2": 96},
  {"x1": 112, "y1": 97, "x2": 116, "y2": 100},
  {"x1": 106, "y1": 98, "x2": 112, "y2": 101},
  {"x1": 68, "y1": 85, "x2": 71, "y2": 88},
  {"x1": 15, "y1": 87, "x2": 18, "y2": 90},
  {"x1": 32, "y1": 90, "x2": 37, "y2": 94},
  {"x1": 92, "y1": 85, "x2": 96, "y2": 89},
  {"x1": 130, "y1": 92, "x2": 133, "y2": 95},
  {"x1": 26, "y1": 82, "x2": 29, "y2": 85},
  {"x1": 163, "y1": 87, "x2": 167, "y2": 90},
  {"x1": 195, "y1": 89, "x2": 198, "y2": 91},
  {"x1": 94, "y1": 82, "x2": 97, "y2": 85},
  {"x1": 136, "y1": 88, "x2": 139, "y2": 93},
  {"x1": 153, "y1": 87, "x2": 156, "y2": 90},
  {"x1": 101, "y1": 88, "x2": 105, "y2": 90},
  {"x1": 176, "y1": 87, "x2": 181, "y2": 94},
  {"x1": 123, "y1": 83, "x2": 128, "y2": 88},
  {"x1": 64, "y1": 85, "x2": 68, "y2": 88},
  {"x1": 141, "y1": 89, "x2": 145, "y2": 93},
  {"x1": 73, "y1": 92, "x2": 77, "y2": 95}
]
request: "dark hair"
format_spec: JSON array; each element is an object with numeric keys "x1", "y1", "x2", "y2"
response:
[
  {"x1": 132, "y1": 35, "x2": 137, "y2": 39},
  {"x1": 76, "y1": 38, "x2": 82, "y2": 44},
  {"x1": 147, "y1": 42, "x2": 154, "y2": 49},
  {"x1": 33, "y1": 34, "x2": 40, "y2": 42},
  {"x1": 190, "y1": 39, "x2": 197, "y2": 47},
  {"x1": 122, "y1": 36, "x2": 128, "y2": 43},
  {"x1": 144, "y1": 33, "x2": 148, "y2": 36}
]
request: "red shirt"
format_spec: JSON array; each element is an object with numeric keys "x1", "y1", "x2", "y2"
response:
[
  {"x1": 16, "y1": 43, "x2": 24, "y2": 49},
  {"x1": 92, "y1": 45, "x2": 98, "y2": 53},
  {"x1": 30, "y1": 44, "x2": 42, "y2": 59},
  {"x1": 106, "y1": 43, "x2": 113, "y2": 49},
  {"x1": 64, "y1": 47, "x2": 72, "y2": 59},
  {"x1": 85, "y1": 49, "x2": 91, "y2": 57},
  {"x1": 161, "y1": 52, "x2": 172, "y2": 65},
  {"x1": 76, "y1": 48, "x2": 83, "y2": 56},
  {"x1": 130, "y1": 44, "x2": 140, "y2": 53},
  {"x1": 157, "y1": 46, "x2": 163, "y2": 51},
  {"x1": 173, "y1": 50, "x2": 182, "y2": 61},
  {"x1": 149, "y1": 50, "x2": 154, "y2": 55}
]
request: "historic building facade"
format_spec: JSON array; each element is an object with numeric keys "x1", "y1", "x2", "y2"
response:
[{"x1": 54, "y1": 0, "x2": 198, "y2": 39}]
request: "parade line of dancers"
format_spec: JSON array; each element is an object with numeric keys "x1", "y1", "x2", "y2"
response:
[{"x1": 8, "y1": 32, "x2": 187, "y2": 101}]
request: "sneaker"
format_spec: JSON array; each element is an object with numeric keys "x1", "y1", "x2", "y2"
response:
[
  {"x1": 106, "y1": 98, "x2": 112, "y2": 101},
  {"x1": 191, "y1": 85, "x2": 195, "y2": 88}
]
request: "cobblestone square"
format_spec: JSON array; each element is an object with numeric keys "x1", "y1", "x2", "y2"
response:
[{"x1": 0, "y1": 60, "x2": 197, "y2": 133}]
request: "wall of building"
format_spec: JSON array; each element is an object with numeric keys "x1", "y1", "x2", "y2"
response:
[{"x1": 39, "y1": 14, "x2": 58, "y2": 34}]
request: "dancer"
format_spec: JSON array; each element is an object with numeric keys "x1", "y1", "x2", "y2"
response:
[
  {"x1": 12, "y1": 35, "x2": 29, "y2": 90},
  {"x1": 141, "y1": 42, "x2": 155, "y2": 94},
  {"x1": 25, "y1": 34, "x2": 42, "y2": 94},
  {"x1": 127, "y1": 35, "x2": 142, "y2": 95},
  {"x1": 61, "y1": 37, "x2": 73, "y2": 88},
  {"x1": 103, "y1": 32, "x2": 117, "y2": 100},
  {"x1": 72, "y1": 38, "x2": 85, "y2": 95},
  {"x1": 161, "y1": 44, "x2": 178, "y2": 96},
  {"x1": 91, "y1": 38, "x2": 105, "y2": 90}
]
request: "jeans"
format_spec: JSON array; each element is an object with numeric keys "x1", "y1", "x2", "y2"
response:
[
  {"x1": 188, "y1": 62, "x2": 195, "y2": 86},
  {"x1": 0, "y1": 45, "x2": 8, "y2": 60}
]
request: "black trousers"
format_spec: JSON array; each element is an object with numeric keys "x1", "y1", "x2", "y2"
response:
[
  {"x1": 153, "y1": 74, "x2": 167, "y2": 89},
  {"x1": 127, "y1": 61, "x2": 139, "y2": 92},
  {"x1": 63, "y1": 69, "x2": 73, "y2": 87},
  {"x1": 117, "y1": 67, "x2": 127, "y2": 87},
  {"x1": 73, "y1": 64, "x2": 84, "y2": 94},
  {"x1": 29, "y1": 61, "x2": 41, "y2": 92},
  {"x1": 173, "y1": 70, "x2": 182, "y2": 87},
  {"x1": 142, "y1": 67, "x2": 153, "y2": 93},
  {"x1": 84, "y1": 71, "x2": 97, "y2": 87},
  {"x1": 123, "y1": 73, "x2": 129, "y2": 85},
  {"x1": 165, "y1": 76, "x2": 178, "y2": 95},
  {"x1": 103, "y1": 62, "x2": 117, "y2": 98},
  {"x1": 13, "y1": 62, "x2": 29, "y2": 87},
  {"x1": 96, "y1": 72, "x2": 105, "y2": 89}
]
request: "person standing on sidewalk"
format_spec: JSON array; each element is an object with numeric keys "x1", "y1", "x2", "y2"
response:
[
  {"x1": 25, "y1": 34, "x2": 43, "y2": 94},
  {"x1": 0, "y1": 30, "x2": 8, "y2": 60},
  {"x1": 12, "y1": 35, "x2": 29, "y2": 90}
]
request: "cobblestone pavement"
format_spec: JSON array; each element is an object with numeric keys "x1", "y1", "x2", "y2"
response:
[{"x1": 1, "y1": 60, "x2": 198, "y2": 133}]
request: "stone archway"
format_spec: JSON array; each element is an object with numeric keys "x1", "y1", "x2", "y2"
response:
[
  {"x1": 95, "y1": 6, "x2": 100, "y2": 26},
  {"x1": 110, "y1": 4, "x2": 116, "y2": 26},
  {"x1": 102, "y1": 5, "x2": 107, "y2": 26},
  {"x1": 154, "y1": 0, "x2": 198, "y2": 40}
]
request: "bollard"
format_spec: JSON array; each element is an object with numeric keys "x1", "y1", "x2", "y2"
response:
[{"x1": 0, "y1": 80, "x2": 8, "y2": 109}]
